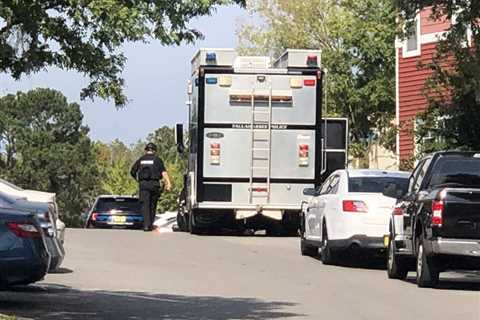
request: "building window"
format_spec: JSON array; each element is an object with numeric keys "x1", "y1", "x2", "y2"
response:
[{"x1": 403, "y1": 15, "x2": 421, "y2": 58}]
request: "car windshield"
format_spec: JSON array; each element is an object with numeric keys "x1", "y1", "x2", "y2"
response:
[
  {"x1": 94, "y1": 198, "x2": 141, "y2": 212},
  {"x1": 429, "y1": 157, "x2": 480, "y2": 188},
  {"x1": 349, "y1": 176, "x2": 409, "y2": 193}
]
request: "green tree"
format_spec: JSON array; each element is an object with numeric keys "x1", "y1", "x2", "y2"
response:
[
  {"x1": 396, "y1": 0, "x2": 480, "y2": 155},
  {"x1": 0, "y1": 88, "x2": 100, "y2": 226},
  {"x1": 0, "y1": 0, "x2": 245, "y2": 107},
  {"x1": 95, "y1": 141, "x2": 138, "y2": 196},
  {"x1": 238, "y1": 0, "x2": 397, "y2": 164}
]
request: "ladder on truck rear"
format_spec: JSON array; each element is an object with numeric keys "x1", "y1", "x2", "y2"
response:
[{"x1": 249, "y1": 84, "x2": 273, "y2": 204}]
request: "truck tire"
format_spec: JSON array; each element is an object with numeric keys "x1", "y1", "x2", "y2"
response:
[
  {"x1": 416, "y1": 239, "x2": 439, "y2": 288},
  {"x1": 320, "y1": 222, "x2": 336, "y2": 265},
  {"x1": 300, "y1": 215, "x2": 317, "y2": 256},
  {"x1": 189, "y1": 210, "x2": 202, "y2": 235},
  {"x1": 176, "y1": 206, "x2": 188, "y2": 232},
  {"x1": 387, "y1": 234, "x2": 408, "y2": 279}
]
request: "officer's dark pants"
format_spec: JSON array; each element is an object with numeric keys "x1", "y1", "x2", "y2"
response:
[{"x1": 139, "y1": 183, "x2": 160, "y2": 231}]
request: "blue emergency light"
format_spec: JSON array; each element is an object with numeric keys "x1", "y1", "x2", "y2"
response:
[
  {"x1": 206, "y1": 77, "x2": 218, "y2": 85},
  {"x1": 206, "y1": 52, "x2": 217, "y2": 63}
]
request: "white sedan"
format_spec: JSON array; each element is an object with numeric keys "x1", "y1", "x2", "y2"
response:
[{"x1": 300, "y1": 169, "x2": 410, "y2": 264}]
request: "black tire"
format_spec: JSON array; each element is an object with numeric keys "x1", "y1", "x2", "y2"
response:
[
  {"x1": 300, "y1": 238, "x2": 318, "y2": 257},
  {"x1": 416, "y1": 238, "x2": 439, "y2": 288},
  {"x1": 189, "y1": 210, "x2": 202, "y2": 235},
  {"x1": 320, "y1": 222, "x2": 336, "y2": 265},
  {"x1": 177, "y1": 207, "x2": 188, "y2": 232},
  {"x1": 387, "y1": 235, "x2": 408, "y2": 279}
]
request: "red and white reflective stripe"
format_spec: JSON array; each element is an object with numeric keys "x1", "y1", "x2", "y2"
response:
[
  {"x1": 210, "y1": 143, "x2": 221, "y2": 165},
  {"x1": 299, "y1": 143, "x2": 309, "y2": 166},
  {"x1": 342, "y1": 200, "x2": 368, "y2": 213},
  {"x1": 431, "y1": 200, "x2": 444, "y2": 227}
]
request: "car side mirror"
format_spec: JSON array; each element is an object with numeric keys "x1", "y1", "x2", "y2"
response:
[
  {"x1": 303, "y1": 188, "x2": 318, "y2": 197},
  {"x1": 175, "y1": 123, "x2": 185, "y2": 153}
]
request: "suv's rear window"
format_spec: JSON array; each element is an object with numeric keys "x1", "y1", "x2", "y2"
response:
[
  {"x1": 95, "y1": 198, "x2": 141, "y2": 212},
  {"x1": 349, "y1": 177, "x2": 409, "y2": 193},
  {"x1": 429, "y1": 157, "x2": 480, "y2": 188}
]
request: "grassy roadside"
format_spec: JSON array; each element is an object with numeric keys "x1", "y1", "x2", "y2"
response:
[{"x1": 0, "y1": 314, "x2": 16, "y2": 320}]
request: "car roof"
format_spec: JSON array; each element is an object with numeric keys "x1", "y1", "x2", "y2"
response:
[{"x1": 344, "y1": 169, "x2": 411, "y2": 178}]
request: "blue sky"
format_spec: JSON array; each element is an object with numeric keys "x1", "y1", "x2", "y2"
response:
[{"x1": 0, "y1": 5, "x2": 249, "y2": 145}]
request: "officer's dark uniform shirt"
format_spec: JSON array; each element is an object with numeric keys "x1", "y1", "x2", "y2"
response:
[{"x1": 130, "y1": 154, "x2": 166, "y2": 190}]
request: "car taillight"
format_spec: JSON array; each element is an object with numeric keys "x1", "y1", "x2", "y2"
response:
[
  {"x1": 210, "y1": 143, "x2": 221, "y2": 165},
  {"x1": 299, "y1": 143, "x2": 309, "y2": 166},
  {"x1": 431, "y1": 200, "x2": 444, "y2": 227},
  {"x1": 91, "y1": 212, "x2": 98, "y2": 221},
  {"x1": 393, "y1": 207, "x2": 404, "y2": 215},
  {"x1": 6, "y1": 222, "x2": 42, "y2": 238},
  {"x1": 342, "y1": 200, "x2": 368, "y2": 213}
]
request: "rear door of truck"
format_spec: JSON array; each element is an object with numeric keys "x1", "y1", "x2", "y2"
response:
[{"x1": 198, "y1": 70, "x2": 321, "y2": 206}]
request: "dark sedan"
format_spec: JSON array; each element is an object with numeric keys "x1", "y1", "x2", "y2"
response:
[
  {"x1": 0, "y1": 191, "x2": 64, "y2": 271},
  {"x1": 0, "y1": 208, "x2": 50, "y2": 288},
  {"x1": 85, "y1": 196, "x2": 143, "y2": 229}
]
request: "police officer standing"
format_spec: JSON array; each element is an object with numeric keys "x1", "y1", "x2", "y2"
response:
[{"x1": 131, "y1": 143, "x2": 172, "y2": 231}]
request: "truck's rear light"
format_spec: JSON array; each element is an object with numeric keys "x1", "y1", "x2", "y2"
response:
[
  {"x1": 6, "y1": 222, "x2": 42, "y2": 238},
  {"x1": 219, "y1": 76, "x2": 232, "y2": 87},
  {"x1": 342, "y1": 200, "x2": 368, "y2": 213},
  {"x1": 304, "y1": 79, "x2": 316, "y2": 86},
  {"x1": 306, "y1": 55, "x2": 318, "y2": 67},
  {"x1": 210, "y1": 143, "x2": 221, "y2": 165},
  {"x1": 290, "y1": 77, "x2": 303, "y2": 88},
  {"x1": 431, "y1": 200, "x2": 444, "y2": 227},
  {"x1": 91, "y1": 212, "x2": 98, "y2": 221},
  {"x1": 298, "y1": 143, "x2": 309, "y2": 166}
]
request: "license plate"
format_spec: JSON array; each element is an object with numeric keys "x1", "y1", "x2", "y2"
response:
[{"x1": 112, "y1": 216, "x2": 127, "y2": 224}]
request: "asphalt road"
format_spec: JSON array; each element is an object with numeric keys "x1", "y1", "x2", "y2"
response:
[{"x1": 1, "y1": 228, "x2": 479, "y2": 320}]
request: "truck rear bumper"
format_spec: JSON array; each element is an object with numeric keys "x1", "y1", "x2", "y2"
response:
[
  {"x1": 196, "y1": 203, "x2": 301, "y2": 221},
  {"x1": 431, "y1": 238, "x2": 480, "y2": 257},
  {"x1": 196, "y1": 203, "x2": 301, "y2": 211}
]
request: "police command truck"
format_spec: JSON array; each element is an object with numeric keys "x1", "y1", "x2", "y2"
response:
[{"x1": 175, "y1": 49, "x2": 347, "y2": 235}]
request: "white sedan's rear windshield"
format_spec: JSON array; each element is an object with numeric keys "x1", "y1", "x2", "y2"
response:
[{"x1": 349, "y1": 177, "x2": 409, "y2": 193}]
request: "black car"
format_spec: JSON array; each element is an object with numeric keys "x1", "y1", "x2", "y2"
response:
[
  {"x1": 85, "y1": 195, "x2": 143, "y2": 229},
  {"x1": 0, "y1": 208, "x2": 50, "y2": 288},
  {"x1": 385, "y1": 151, "x2": 480, "y2": 287}
]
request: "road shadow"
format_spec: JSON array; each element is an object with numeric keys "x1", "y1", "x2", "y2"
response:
[
  {"x1": 312, "y1": 252, "x2": 387, "y2": 271},
  {"x1": 0, "y1": 284, "x2": 303, "y2": 320},
  {"x1": 402, "y1": 272, "x2": 480, "y2": 291}
]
